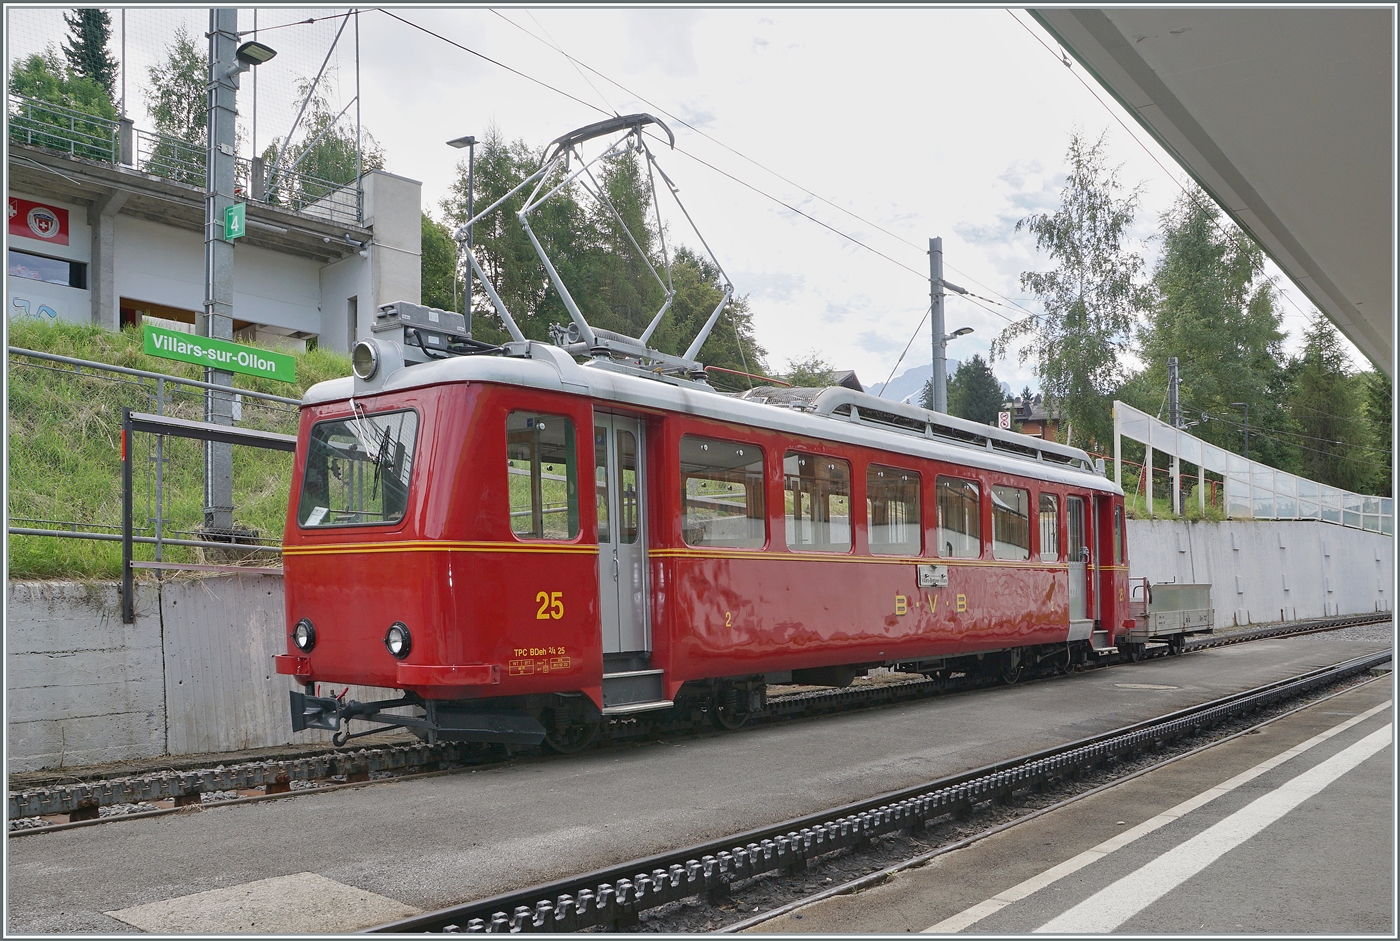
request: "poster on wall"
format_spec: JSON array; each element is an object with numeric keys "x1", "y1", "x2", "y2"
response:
[{"x1": 8, "y1": 197, "x2": 69, "y2": 246}]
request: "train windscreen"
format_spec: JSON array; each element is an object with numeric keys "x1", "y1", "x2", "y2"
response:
[{"x1": 297, "y1": 409, "x2": 418, "y2": 528}]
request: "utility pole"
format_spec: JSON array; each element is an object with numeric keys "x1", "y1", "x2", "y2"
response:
[
  {"x1": 929, "y1": 236, "x2": 947, "y2": 412},
  {"x1": 203, "y1": 8, "x2": 239, "y2": 537},
  {"x1": 1167, "y1": 356, "x2": 1181, "y2": 515}
]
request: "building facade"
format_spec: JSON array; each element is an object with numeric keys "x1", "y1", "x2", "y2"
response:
[{"x1": 7, "y1": 102, "x2": 422, "y2": 353}]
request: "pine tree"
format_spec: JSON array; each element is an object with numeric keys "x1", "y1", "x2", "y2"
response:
[
  {"x1": 62, "y1": 8, "x2": 117, "y2": 99},
  {"x1": 1289, "y1": 314, "x2": 1371, "y2": 491},
  {"x1": 946, "y1": 354, "x2": 1006, "y2": 425}
]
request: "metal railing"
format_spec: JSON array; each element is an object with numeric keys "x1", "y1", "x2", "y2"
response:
[
  {"x1": 7, "y1": 347, "x2": 304, "y2": 578},
  {"x1": 1114, "y1": 400, "x2": 1394, "y2": 534},
  {"x1": 8, "y1": 94, "x2": 363, "y2": 226},
  {"x1": 7, "y1": 94, "x2": 119, "y2": 161}
]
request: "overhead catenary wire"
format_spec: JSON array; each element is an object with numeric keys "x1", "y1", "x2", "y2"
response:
[{"x1": 491, "y1": 8, "x2": 1045, "y2": 321}]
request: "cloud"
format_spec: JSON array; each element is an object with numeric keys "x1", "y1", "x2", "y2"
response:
[{"x1": 735, "y1": 270, "x2": 806, "y2": 303}]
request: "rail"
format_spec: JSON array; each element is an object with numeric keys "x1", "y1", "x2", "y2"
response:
[{"x1": 121, "y1": 409, "x2": 297, "y2": 622}]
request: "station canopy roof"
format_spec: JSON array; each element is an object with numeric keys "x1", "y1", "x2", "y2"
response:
[{"x1": 1032, "y1": 8, "x2": 1394, "y2": 376}]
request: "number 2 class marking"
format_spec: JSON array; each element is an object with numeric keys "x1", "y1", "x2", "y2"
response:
[
  {"x1": 535, "y1": 591, "x2": 565, "y2": 620},
  {"x1": 725, "y1": 611, "x2": 732, "y2": 627}
]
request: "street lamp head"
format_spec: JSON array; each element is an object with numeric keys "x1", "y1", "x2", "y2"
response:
[
  {"x1": 447, "y1": 135, "x2": 477, "y2": 149},
  {"x1": 950, "y1": 327, "x2": 974, "y2": 338},
  {"x1": 235, "y1": 41, "x2": 277, "y2": 66}
]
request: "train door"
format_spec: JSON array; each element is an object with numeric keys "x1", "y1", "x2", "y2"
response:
[
  {"x1": 1094, "y1": 495, "x2": 1117, "y2": 632},
  {"x1": 594, "y1": 412, "x2": 649, "y2": 655},
  {"x1": 1066, "y1": 496, "x2": 1093, "y2": 626}
]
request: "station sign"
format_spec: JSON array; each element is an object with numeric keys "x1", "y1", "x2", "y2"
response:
[
  {"x1": 225, "y1": 202, "x2": 247, "y2": 240},
  {"x1": 143, "y1": 324, "x2": 296, "y2": 383}
]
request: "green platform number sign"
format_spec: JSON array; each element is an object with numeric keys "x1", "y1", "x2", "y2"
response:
[
  {"x1": 225, "y1": 202, "x2": 246, "y2": 241},
  {"x1": 144, "y1": 324, "x2": 296, "y2": 383}
]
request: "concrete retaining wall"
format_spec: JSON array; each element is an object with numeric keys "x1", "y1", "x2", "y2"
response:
[
  {"x1": 7, "y1": 520, "x2": 1393, "y2": 771},
  {"x1": 6, "y1": 574, "x2": 392, "y2": 773},
  {"x1": 1126, "y1": 519, "x2": 1393, "y2": 626}
]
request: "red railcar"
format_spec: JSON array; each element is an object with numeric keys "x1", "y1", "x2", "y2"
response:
[{"x1": 275, "y1": 343, "x2": 1129, "y2": 750}]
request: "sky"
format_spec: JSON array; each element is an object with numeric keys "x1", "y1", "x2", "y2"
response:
[{"x1": 5, "y1": 4, "x2": 1368, "y2": 395}]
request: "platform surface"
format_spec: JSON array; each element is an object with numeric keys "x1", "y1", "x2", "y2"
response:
[{"x1": 750, "y1": 676, "x2": 1394, "y2": 934}]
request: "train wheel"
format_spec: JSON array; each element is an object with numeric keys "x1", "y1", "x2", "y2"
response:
[
  {"x1": 1168, "y1": 636, "x2": 1185, "y2": 656},
  {"x1": 999, "y1": 651, "x2": 1024, "y2": 685},
  {"x1": 711, "y1": 703, "x2": 748, "y2": 731},
  {"x1": 541, "y1": 716, "x2": 599, "y2": 755},
  {"x1": 1126, "y1": 643, "x2": 1145, "y2": 662}
]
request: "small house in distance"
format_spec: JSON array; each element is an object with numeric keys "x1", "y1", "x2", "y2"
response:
[{"x1": 1005, "y1": 393, "x2": 1061, "y2": 441}]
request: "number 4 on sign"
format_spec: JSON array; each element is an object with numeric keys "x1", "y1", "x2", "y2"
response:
[{"x1": 224, "y1": 203, "x2": 246, "y2": 241}]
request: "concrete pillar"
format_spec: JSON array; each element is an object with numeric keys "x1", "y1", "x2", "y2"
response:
[
  {"x1": 89, "y1": 189, "x2": 128, "y2": 330},
  {"x1": 1144, "y1": 445, "x2": 1154, "y2": 517}
]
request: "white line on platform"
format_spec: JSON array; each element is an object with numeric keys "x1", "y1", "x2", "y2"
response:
[
  {"x1": 1035, "y1": 722, "x2": 1392, "y2": 933},
  {"x1": 923, "y1": 698, "x2": 1392, "y2": 934}
]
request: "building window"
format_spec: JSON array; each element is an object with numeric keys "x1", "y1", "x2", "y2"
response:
[
  {"x1": 867, "y1": 464, "x2": 920, "y2": 556},
  {"x1": 991, "y1": 485, "x2": 1031, "y2": 561},
  {"x1": 507, "y1": 412, "x2": 579, "y2": 540},
  {"x1": 784, "y1": 451, "x2": 852, "y2": 552},
  {"x1": 7, "y1": 249, "x2": 85, "y2": 289},
  {"x1": 1039, "y1": 494, "x2": 1060, "y2": 562},
  {"x1": 680, "y1": 436, "x2": 765, "y2": 548},
  {"x1": 937, "y1": 476, "x2": 981, "y2": 558}
]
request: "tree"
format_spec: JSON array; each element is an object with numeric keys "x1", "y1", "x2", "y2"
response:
[
  {"x1": 62, "y1": 8, "x2": 117, "y2": 99},
  {"x1": 1288, "y1": 314, "x2": 1371, "y2": 492},
  {"x1": 421, "y1": 213, "x2": 460, "y2": 313},
  {"x1": 439, "y1": 125, "x2": 766, "y2": 375},
  {"x1": 1125, "y1": 185, "x2": 1293, "y2": 467},
  {"x1": 994, "y1": 130, "x2": 1146, "y2": 449},
  {"x1": 263, "y1": 80, "x2": 385, "y2": 205},
  {"x1": 782, "y1": 354, "x2": 838, "y2": 388},
  {"x1": 8, "y1": 49, "x2": 117, "y2": 159},
  {"x1": 945, "y1": 354, "x2": 1005, "y2": 425},
  {"x1": 143, "y1": 24, "x2": 206, "y2": 183},
  {"x1": 1362, "y1": 370, "x2": 1392, "y2": 497}
]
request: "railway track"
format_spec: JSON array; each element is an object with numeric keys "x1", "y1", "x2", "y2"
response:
[
  {"x1": 368, "y1": 648, "x2": 1393, "y2": 933},
  {"x1": 7, "y1": 612, "x2": 1389, "y2": 829}
]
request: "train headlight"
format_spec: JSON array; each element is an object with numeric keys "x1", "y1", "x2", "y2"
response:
[
  {"x1": 384, "y1": 622, "x2": 412, "y2": 659},
  {"x1": 351, "y1": 339, "x2": 380, "y2": 380},
  {"x1": 292, "y1": 618, "x2": 316, "y2": 652}
]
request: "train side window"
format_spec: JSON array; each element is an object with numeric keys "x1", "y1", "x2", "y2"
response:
[
  {"x1": 506, "y1": 412, "x2": 579, "y2": 540},
  {"x1": 991, "y1": 485, "x2": 1031, "y2": 561},
  {"x1": 298, "y1": 408, "x2": 418, "y2": 528},
  {"x1": 1039, "y1": 494, "x2": 1060, "y2": 562},
  {"x1": 1114, "y1": 505, "x2": 1124, "y2": 564},
  {"x1": 867, "y1": 464, "x2": 921, "y2": 556},
  {"x1": 680, "y1": 436, "x2": 765, "y2": 548},
  {"x1": 784, "y1": 451, "x2": 852, "y2": 552},
  {"x1": 936, "y1": 476, "x2": 981, "y2": 558}
]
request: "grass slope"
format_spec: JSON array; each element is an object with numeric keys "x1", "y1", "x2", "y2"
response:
[{"x1": 7, "y1": 320, "x2": 349, "y2": 579}]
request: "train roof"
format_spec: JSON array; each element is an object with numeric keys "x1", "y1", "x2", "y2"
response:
[{"x1": 304, "y1": 343, "x2": 1121, "y2": 494}]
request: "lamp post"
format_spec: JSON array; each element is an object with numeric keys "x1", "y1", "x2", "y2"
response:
[
  {"x1": 932, "y1": 326, "x2": 974, "y2": 411},
  {"x1": 202, "y1": 11, "x2": 275, "y2": 537},
  {"x1": 1230, "y1": 402, "x2": 1250, "y2": 460},
  {"x1": 447, "y1": 135, "x2": 476, "y2": 318}
]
